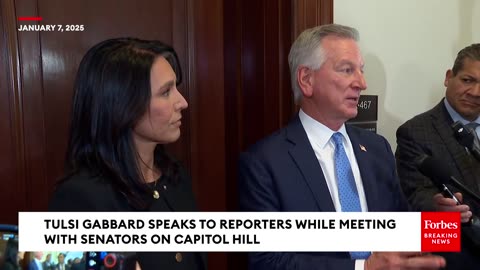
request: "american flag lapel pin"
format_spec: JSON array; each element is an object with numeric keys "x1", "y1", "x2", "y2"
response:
[{"x1": 359, "y1": 144, "x2": 367, "y2": 152}]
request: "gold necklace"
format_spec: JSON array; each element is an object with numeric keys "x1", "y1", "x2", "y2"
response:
[{"x1": 152, "y1": 178, "x2": 160, "y2": 199}]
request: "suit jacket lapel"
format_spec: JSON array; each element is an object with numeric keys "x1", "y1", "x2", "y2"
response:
[
  {"x1": 346, "y1": 126, "x2": 381, "y2": 211},
  {"x1": 286, "y1": 115, "x2": 336, "y2": 211},
  {"x1": 430, "y1": 101, "x2": 480, "y2": 192}
]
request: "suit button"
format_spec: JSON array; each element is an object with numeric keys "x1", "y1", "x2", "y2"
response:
[{"x1": 175, "y1": 252, "x2": 183, "y2": 262}]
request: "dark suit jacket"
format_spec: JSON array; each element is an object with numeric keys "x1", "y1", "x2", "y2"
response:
[
  {"x1": 48, "y1": 167, "x2": 207, "y2": 270},
  {"x1": 396, "y1": 99, "x2": 480, "y2": 269},
  {"x1": 27, "y1": 260, "x2": 41, "y2": 270},
  {"x1": 53, "y1": 263, "x2": 70, "y2": 270},
  {"x1": 42, "y1": 261, "x2": 53, "y2": 270},
  {"x1": 239, "y1": 115, "x2": 409, "y2": 270}
]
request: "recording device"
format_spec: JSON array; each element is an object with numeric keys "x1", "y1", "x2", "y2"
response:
[
  {"x1": 87, "y1": 252, "x2": 137, "y2": 270},
  {"x1": 0, "y1": 224, "x2": 18, "y2": 240},
  {"x1": 416, "y1": 155, "x2": 462, "y2": 204},
  {"x1": 0, "y1": 224, "x2": 18, "y2": 254},
  {"x1": 416, "y1": 155, "x2": 480, "y2": 205},
  {"x1": 452, "y1": 121, "x2": 480, "y2": 161},
  {"x1": 416, "y1": 155, "x2": 480, "y2": 250}
]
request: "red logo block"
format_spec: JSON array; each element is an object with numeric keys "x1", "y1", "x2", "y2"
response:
[{"x1": 421, "y1": 212, "x2": 461, "y2": 252}]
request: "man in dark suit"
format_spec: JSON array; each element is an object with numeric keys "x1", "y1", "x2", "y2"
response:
[
  {"x1": 42, "y1": 254, "x2": 53, "y2": 270},
  {"x1": 54, "y1": 253, "x2": 69, "y2": 270},
  {"x1": 28, "y1": 252, "x2": 44, "y2": 270},
  {"x1": 396, "y1": 43, "x2": 480, "y2": 270},
  {"x1": 239, "y1": 24, "x2": 446, "y2": 270}
]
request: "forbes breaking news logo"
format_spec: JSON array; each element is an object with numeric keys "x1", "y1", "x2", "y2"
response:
[{"x1": 421, "y1": 212, "x2": 461, "y2": 252}]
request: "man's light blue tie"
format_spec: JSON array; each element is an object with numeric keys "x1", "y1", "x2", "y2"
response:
[{"x1": 332, "y1": 132, "x2": 370, "y2": 260}]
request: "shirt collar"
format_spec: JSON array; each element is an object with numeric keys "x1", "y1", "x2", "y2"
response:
[
  {"x1": 444, "y1": 98, "x2": 480, "y2": 125},
  {"x1": 299, "y1": 109, "x2": 348, "y2": 148}
]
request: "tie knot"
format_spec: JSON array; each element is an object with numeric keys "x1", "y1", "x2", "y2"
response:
[{"x1": 332, "y1": 132, "x2": 344, "y2": 146}]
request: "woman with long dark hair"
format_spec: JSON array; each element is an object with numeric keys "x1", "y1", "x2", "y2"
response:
[{"x1": 49, "y1": 38, "x2": 206, "y2": 270}]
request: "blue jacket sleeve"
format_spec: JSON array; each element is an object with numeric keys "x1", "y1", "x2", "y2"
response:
[{"x1": 238, "y1": 151, "x2": 355, "y2": 270}]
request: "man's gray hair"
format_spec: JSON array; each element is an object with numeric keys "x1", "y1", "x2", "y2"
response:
[{"x1": 288, "y1": 24, "x2": 359, "y2": 103}]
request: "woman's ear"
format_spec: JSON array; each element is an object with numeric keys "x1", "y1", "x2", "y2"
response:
[{"x1": 297, "y1": 66, "x2": 314, "y2": 98}]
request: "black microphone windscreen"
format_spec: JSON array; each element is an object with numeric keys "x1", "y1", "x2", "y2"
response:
[
  {"x1": 452, "y1": 121, "x2": 474, "y2": 147},
  {"x1": 416, "y1": 155, "x2": 453, "y2": 188}
]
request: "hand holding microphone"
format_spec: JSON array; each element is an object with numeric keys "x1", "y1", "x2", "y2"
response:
[
  {"x1": 416, "y1": 155, "x2": 477, "y2": 223},
  {"x1": 433, "y1": 192, "x2": 472, "y2": 223}
]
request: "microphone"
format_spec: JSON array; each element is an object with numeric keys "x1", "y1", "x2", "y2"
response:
[
  {"x1": 416, "y1": 155, "x2": 480, "y2": 204},
  {"x1": 415, "y1": 155, "x2": 461, "y2": 205},
  {"x1": 452, "y1": 121, "x2": 480, "y2": 161},
  {"x1": 417, "y1": 155, "x2": 480, "y2": 252}
]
